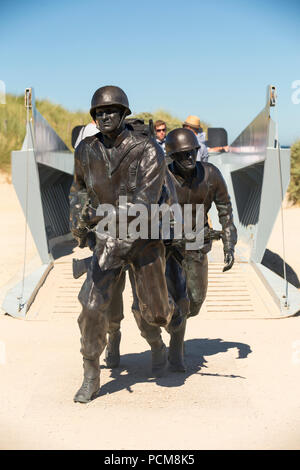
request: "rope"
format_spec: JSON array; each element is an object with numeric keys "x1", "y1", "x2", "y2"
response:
[
  {"x1": 274, "y1": 102, "x2": 289, "y2": 307},
  {"x1": 18, "y1": 103, "x2": 32, "y2": 311},
  {"x1": 277, "y1": 142, "x2": 289, "y2": 306}
]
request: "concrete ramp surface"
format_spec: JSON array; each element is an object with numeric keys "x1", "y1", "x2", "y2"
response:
[{"x1": 25, "y1": 240, "x2": 296, "y2": 322}]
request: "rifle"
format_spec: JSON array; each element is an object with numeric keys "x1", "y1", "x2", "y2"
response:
[
  {"x1": 148, "y1": 119, "x2": 155, "y2": 139},
  {"x1": 75, "y1": 198, "x2": 91, "y2": 248},
  {"x1": 72, "y1": 228, "x2": 224, "y2": 279},
  {"x1": 73, "y1": 256, "x2": 93, "y2": 279}
]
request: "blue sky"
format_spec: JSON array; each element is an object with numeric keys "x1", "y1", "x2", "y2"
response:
[{"x1": 1, "y1": 0, "x2": 300, "y2": 145}]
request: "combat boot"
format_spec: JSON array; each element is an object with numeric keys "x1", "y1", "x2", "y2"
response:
[
  {"x1": 105, "y1": 330, "x2": 121, "y2": 368},
  {"x1": 167, "y1": 297, "x2": 189, "y2": 334},
  {"x1": 74, "y1": 358, "x2": 100, "y2": 403},
  {"x1": 168, "y1": 319, "x2": 187, "y2": 372},
  {"x1": 150, "y1": 339, "x2": 168, "y2": 377}
]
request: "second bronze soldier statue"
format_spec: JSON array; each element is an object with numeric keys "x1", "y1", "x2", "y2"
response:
[{"x1": 128, "y1": 128, "x2": 237, "y2": 372}]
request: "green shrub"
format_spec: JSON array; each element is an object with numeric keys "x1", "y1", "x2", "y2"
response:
[
  {"x1": 0, "y1": 94, "x2": 27, "y2": 172},
  {"x1": 288, "y1": 140, "x2": 300, "y2": 205},
  {"x1": 35, "y1": 99, "x2": 90, "y2": 150},
  {"x1": 0, "y1": 94, "x2": 90, "y2": 172},
  {"x1": 0, "y1": 94, "x2": 209, "y2": 173},
  {"x1": 133, "y1": 109, "x2": 209, "y2": 134}
]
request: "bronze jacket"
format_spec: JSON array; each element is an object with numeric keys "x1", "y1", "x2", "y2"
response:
[
  {"x1": 168, "y1": 161, "x2": 237, "y2": 253},
  {"x1": 69, "y1": 127, "x2": 166, "y2": 232}
]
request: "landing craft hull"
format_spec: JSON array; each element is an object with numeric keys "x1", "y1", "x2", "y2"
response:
[{"x1": 1, "y1": 86, "x2": 299, "y2": 318}]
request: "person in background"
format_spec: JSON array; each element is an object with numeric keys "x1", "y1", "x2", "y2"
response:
[
  {"x1": 154, "y1": 120, "x2": 167, "y2": 155},
  {"x1": 183, "y1": 115, "x2": 209, "y2": 162},
  {"x1": 74, "y1": 120, "x2": 98, "y2": 148}
]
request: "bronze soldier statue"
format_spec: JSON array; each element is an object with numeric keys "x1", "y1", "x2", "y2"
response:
[
  {"x1": 165, "y1": 127, "x2": 237, "y2": 317},
  {"x1": 127, "y1": 128, "x2": 237, "y2": 372},
  {"x1": 70, "y1": 86, "x2": 184, "y2": 403}
]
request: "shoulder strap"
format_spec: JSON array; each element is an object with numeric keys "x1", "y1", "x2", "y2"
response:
[
  {"x1": 110, "y1": 138, "x2": 147, "y2": 177},
  {"x1": 117, "y1": 138, "x2": 150, "y2": 200}
]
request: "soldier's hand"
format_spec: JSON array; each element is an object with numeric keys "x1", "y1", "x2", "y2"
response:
[
  {"x1": 223, "y1": 250, "x2": 234, "y2": 272},
  {"x1": 86, "y1": 231, "x2": 96, "y2": 251}
]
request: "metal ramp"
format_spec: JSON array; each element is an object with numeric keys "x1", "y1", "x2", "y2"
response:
[
  {"x1": 25, "y1": 241, "x2": 292, "y2": 322},
  {"x1": 202, "y1": 241, "x2": 299, "y2": 319},
  {"x1": 25, "y1": 244, "x2": 89, "y2": 322},
  {"x1": 203, "y1": 262, "x2": 278, "y2": 319}
]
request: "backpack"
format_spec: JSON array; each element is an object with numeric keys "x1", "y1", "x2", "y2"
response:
[{"x1": 125, "y1": 118, "x2": 155, "y2": 139}]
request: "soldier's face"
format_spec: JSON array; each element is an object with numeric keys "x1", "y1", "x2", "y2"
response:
[
  {"x1": 173, "y1": 149, "x2": 197, "y2": 171},
  {"x1": 95, "y1": 106, "x2": 123, "y2": 134}
]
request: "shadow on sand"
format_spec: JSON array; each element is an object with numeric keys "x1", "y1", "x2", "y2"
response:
[
  {"x1": 95, "y1": 338, "x2": 252, "y2": 398},
  {"x1": 51, "y1": 239, "x2": 78, "y2": 260},
  {"x1": 262, "y1": 249, "x2": 300, "y2": 288}
]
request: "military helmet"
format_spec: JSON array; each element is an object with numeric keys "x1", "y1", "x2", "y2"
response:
[
  {"x1": 90, "y1": 86, "x2": 131, "y2": 119},
  {"x1": 165, "y1": 128, "x2": 199, "y2": 157}
]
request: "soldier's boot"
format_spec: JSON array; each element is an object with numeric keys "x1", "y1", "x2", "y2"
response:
[
  {"x1": 150, "y1": 339, "x2": 168, "y2": 377},
  {"x1": 168, "y1": 319, "x2": 187, "y2": 372},
  {"x1": 168, "y1": 298, "x2": 189, "y2": 333},
  {"x1": 105, "y1": 330, "x2": 121, "y2": 368},
  {"x1": 74, "y1": 358, "x2": 100, "y2": 403}
]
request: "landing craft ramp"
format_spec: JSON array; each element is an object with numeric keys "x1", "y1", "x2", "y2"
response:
[
  {"x1": 2, "y1": 85, "x2": 300, "y2": 319},
  {"x1": 24, "y1": 242, "x2": 285, "y2": 322}
]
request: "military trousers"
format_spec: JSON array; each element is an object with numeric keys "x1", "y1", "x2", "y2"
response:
[
  {"x1": 182, "y1": 251, "x2": 208, "y2": 318},
  {"x1": 130, "y1": 249, "x2": 208, "y2": 345},
  {"x1": 129, "y1": 250, "x2": 190, "y2": 346},
  {"x1": 77, "y1": 240, "x2": 173, "y2": 361}
]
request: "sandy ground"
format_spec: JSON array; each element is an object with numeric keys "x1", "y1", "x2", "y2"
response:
[{"x1": 0, "y1": 179, "x2": 300, "y2": 450}]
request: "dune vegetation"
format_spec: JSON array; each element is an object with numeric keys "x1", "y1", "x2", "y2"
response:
[{"x1": 0, "y1": 94, "x2": 298, "y2": 204}]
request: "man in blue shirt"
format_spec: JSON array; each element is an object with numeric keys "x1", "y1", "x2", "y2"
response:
[
  {"x1": 183, "y1": 115, "x2": 209, "y2": 162},
  {"x1": 154, "y1": 119, "x2": 167, "y2": 155}
]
